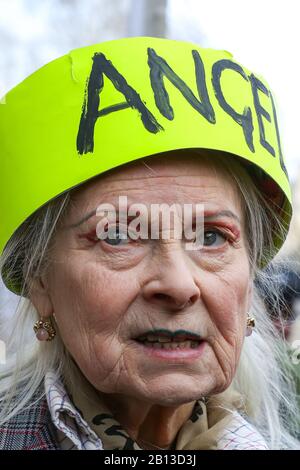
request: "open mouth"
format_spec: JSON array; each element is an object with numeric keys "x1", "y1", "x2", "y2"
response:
[{"x1": 134, "y1": 329, "x2": 202, "y2": 350}]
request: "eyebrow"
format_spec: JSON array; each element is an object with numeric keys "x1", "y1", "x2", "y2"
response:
[
  {"x1": 68, "y1": 209, "x2": 98, "y2": 228},
  {"x1": 67, "y1": 208, "x2": 240, "y2": 229},
  {"x1": 204, "y1": 210, "x2": 240, "y2": 223}
]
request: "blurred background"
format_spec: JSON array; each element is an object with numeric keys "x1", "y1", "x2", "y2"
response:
[{"x1": 0, "y1": 0, "x2": 300, "y2": 356}]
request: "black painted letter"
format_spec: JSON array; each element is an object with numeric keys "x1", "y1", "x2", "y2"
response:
[
  {"x1": 77, "y1": 52, "x2": 163, "y2": 155},
  {"x1": 147, "y1": 47, "x2": 216, "y2": 123},
  {"x1": 249, "y1": 73, "x2": 276, "y2": 158},
  {"x1": 212, "y1": 60, "x2": 254, "y2": 152},
  {"x1": 269, "y1": 91, "x2": 288, "y2": 177}
]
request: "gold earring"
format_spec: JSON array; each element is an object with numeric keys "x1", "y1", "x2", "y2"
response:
[
  {"x1": 34, "y1": 317, "x2": 56, "y2": 341},
  {"x1": 246, "y1": 315, "x2": 255, "y2": 337}
]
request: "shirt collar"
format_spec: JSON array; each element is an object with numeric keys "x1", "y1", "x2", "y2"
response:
[{"x1": 44, "y1": 371, "x2": 103, "y2": 450}]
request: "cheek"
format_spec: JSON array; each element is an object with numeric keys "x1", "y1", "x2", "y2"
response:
[
  {"x1": 199, "y1": 260, "x2": 251, "y2": 390},
  {"x1": 46, "y1": 258, "x2": 144, "y2": 391},
  {"x1": 204, "y1": 260, "x2": 250, "y2": 345},
  {"x1": 47, "y1": 257, "x2": 138, "y2": 349}
]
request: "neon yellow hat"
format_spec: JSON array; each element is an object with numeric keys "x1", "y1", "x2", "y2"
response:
[{"x1": 0, "y1": 37, "x2": 292, "y2": 294}]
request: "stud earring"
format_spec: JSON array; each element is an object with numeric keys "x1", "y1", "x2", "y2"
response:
[
  {"x1": 34, "y1": 317, "x2": 56, "y2": 341},
  {"x1": 246, "y1": 315, "x2": 255, "y2": 337}
]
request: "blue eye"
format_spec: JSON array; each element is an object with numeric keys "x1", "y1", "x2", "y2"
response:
[
  {"x1": 103, "y1": 226, "x2": 130, "y2": 246},
  {"x1": 203, "y1": 230, "x2": 227, "y2": 247}
]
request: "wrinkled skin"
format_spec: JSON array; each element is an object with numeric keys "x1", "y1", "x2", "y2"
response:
[{"x1": 30, "y1": 151, "x2": 253, "y2": 449}]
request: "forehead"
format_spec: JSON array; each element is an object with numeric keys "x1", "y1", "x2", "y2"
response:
[
  {"x1": 74, "y1": 151, "x2": 237, "y2": 191},
  {"x1": 67, "y1": 151, "x2": 243, "y2": 221}
]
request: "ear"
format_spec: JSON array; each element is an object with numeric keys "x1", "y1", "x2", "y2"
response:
[{"x1": 29, "y1": 274, "x2": 54, "y2": 318}]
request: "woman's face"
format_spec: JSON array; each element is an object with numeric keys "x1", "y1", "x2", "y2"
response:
[{"x1": 32, "y1": 152, "x2": 253, "y2": 406}]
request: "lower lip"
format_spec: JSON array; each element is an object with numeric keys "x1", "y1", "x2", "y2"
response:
[{"x1": 134, "y1": 340, "x2": 206, "y2": 361}]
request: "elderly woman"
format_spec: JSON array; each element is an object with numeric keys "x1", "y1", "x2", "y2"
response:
[{"x1": 0, "y1": 37, "x2": 298, "y2": 450}]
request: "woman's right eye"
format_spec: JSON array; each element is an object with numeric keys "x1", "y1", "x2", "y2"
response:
[
  {"x1": 86, "y1": 224, "x2": 132, "y2": 247},
  {"x1": 102, "y1": 226, "x2": 130, "y2": 246}
]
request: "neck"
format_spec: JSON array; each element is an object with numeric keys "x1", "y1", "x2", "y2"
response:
[{"x1": 100, "y1": 392, "x2": 196, "y2": 449}]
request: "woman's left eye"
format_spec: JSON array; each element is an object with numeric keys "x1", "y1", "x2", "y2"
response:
[{"x1": 203, "y1": 229, "x2": 228, "y2": 247}]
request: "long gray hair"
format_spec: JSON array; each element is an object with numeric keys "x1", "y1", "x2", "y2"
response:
[{"x1": 0, "y1": 150, "x2": 299, "y2": 449}]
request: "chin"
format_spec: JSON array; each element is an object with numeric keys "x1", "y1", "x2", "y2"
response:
[
  {"x1": 137, "y1": 377, "x2": 212, "y2": 406},
  {"x1": 145, "y1": 391, "x2": 203, "y2": 407}
]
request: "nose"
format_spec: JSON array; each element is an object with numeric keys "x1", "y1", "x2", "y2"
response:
[{"x1": 141, "y1": 249, "x2": 200, "y2": 311}]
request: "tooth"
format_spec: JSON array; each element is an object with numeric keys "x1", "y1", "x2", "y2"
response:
[
  {"x1": 146, "y1": 334, "x2": 158, "y2": 342},
  {"x1": 168, "y1": 341, "x2": 193, "y2": 349},
  {"x1": 142, "y1": 339, "x2": 200, "y2": 350},
  {"x1": 145, "y1": 335, "x2": 173, "y2": 343}
]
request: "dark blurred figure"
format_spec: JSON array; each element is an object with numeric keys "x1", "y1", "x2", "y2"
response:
[
  {"x1": 255, "y1": 263, "x2": 300, "y2": 341},
  {"x1": 256, "y1": 262, "x2": 300, "y2": 441}
]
